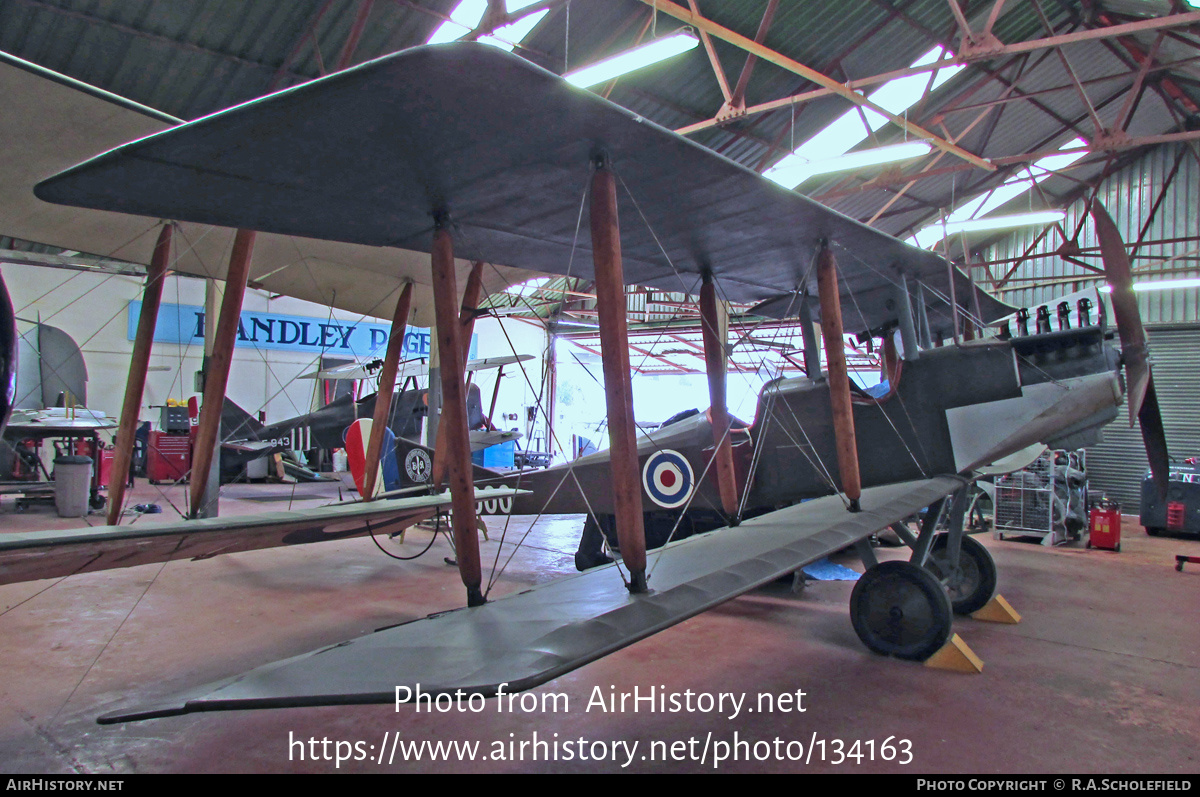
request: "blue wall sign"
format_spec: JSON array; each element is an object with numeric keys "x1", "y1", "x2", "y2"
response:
[{"x1": 127, "y1": 302, "x2": 473, "y2": 359}]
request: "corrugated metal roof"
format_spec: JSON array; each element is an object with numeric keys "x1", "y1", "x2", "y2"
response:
[{"x1": 1, "y1": 0, "x2": 1198, "y2": 280}]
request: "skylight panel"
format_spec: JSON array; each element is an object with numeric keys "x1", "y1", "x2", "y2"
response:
[
  {"x1": 908, "y1": 138, "x2": 1087, "y2": 249},
  {"x1": 427, "y1": 0, "x2": 488, "y2": 45},
  {"x1": 763, "y1": 47, "x2": 965, "y2": 188},
  {"x1": 426, "y1": 0, "x2": 548, "y2": 52}
]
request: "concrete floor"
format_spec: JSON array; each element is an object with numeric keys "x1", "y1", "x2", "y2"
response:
[{"x1": 0, "y1": 480, "x2": 1197, "y2": 773}]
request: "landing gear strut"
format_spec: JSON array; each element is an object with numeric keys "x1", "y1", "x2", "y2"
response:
[{"x1": 850, "y1": 560, "x2": 953, "y2": 660}]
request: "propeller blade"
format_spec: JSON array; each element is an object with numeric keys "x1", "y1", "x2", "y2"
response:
[
  {"x1": 1090, "y1": 200, "x2": 1170, "y2": 498},
  {"x1": 1139, "y1": 375, "x2": 1170, "y2": 500},
  {"x1": 1090, "y1": 201, "x2": 1148, "y2": 424}
]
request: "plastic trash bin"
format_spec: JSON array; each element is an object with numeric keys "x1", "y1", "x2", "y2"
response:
[{"x1": 54, "y1": 454, "x2": 93, "y2": 518}]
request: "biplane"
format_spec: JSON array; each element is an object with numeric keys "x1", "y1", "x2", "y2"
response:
[
  {"x1": 217, "y1": 353, "x2": 533, "y2": 478},
  {"x1": 20, "y1": 41, "x2": 1166, "y2": 724}
]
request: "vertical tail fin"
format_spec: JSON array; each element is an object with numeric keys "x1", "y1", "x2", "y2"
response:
[
  {"x1": 344, "y1": 418, "x2": 402, "y2": 496},
  {"x1": 218, "y1": 397, "x2": 264, "y2": 441}
]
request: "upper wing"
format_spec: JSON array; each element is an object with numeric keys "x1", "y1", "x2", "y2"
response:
[
  {"x1": 0, "y1": 487, "x2": 522, "y2": 586},
  {"x1": 465, "y1": 354, "x2": 536, "y2": 372},
  {"x1": 0, "y1": 51, "x2": 533, "y2": 327},
  {"x1": 97, "y1": 476, "x2": 961, "y2": 722},
  {"x1": 33, "y1": 44, "x2": 1010, "y2": 336}
]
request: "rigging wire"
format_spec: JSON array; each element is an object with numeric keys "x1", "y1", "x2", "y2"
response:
[
  {"x1": 12, "y1": 221, "x2": 161, "y2": 317},
  {"x1": 445, "y1": 200, "x2": 633, "y2": 592},
  {"x1": 839, "y1": 274, "x2": 931, "y2": 478},
  {"x1": 51, "y1": 553, "x2": 172, "y2": 722}
]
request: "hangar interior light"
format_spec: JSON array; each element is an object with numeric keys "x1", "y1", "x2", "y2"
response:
[
  {"x1": 563, "y1": 30, "x2": 701, "y2": 88},
  {"x1": 910, "y1": 139, "x2": 1088, "y2": 249},
  {"x1": 941, "y1": 210, "x2": 1066, "y2": 235},
  {"x1": 764, "y1": 141, "x2": 933, "y2": 185},
  {"x1": 1099, "y1": 278, "x2": 1200, "y2": 293},
  {"x1": 763, "y1": 46, "x2": 964, "y2": 189}
]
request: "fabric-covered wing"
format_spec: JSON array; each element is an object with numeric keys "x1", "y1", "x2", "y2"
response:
[
  {"x1": 0, "y1": 51, "x2": 533, "y2": 327},
  {"x1": 99, "y1": 476, "x2": 960, "y2": 723},
  {"x1": 34, "y1": 44, "x2": 1009, "y2": 336},
  {"x1": 0, "y1": 488, "x2": 520, "y2": 586}
]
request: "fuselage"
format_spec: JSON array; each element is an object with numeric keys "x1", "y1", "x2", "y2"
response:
[{"x1": 486, "y1": 325, "x2": 1122, "y2": 522}]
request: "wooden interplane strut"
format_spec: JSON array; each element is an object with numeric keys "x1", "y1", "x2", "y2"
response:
[
  {"x1": 590, "y1": 157, "x2": 648, "y2": 593},
  {"x1": 189, "y1": 229, "x2": 256, "y2": 517},
  {"x1": 107, "y1": 223, "x2": 172, "y2": 525},
  {"x1": 362, "y1": 281, "x2": 413, "y2": 501},
  {"x1": 429, "y1": 224, "x2": 484, "y2": 606},
  {"x1": 699, "y1": 276, "x2": 738, "y2": 518},
  {"x1": 816, "y1": 246, "x2": 862, "y2": 511},
  {"x1": 433, "y1": 260, "x2": 483, "y2": 487}
]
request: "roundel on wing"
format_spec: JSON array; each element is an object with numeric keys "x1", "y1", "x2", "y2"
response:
[{"x1": 642, "y1": 449, "x2": 695, "y2": 509}]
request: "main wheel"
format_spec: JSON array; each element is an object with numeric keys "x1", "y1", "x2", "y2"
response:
[
  {"x1": 924, "y1": 534, "x2": 998, "y2": 615},
  {"x1": 850, "y1": 560, "x2": 953, "y2": 661}
]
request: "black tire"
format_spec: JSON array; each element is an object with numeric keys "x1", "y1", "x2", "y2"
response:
[
  {"x1": 1146, "y1": 527, "x2": 1162, "y2": 537},
  {"x1": 924, "y1": 534, "x2": 998, "y2": 615},
  {"x1": 850, "y1": 560, "x2": 953, "y2": 661}
]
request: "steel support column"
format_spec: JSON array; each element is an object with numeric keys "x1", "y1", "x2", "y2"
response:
[
  {"x1": 362, "y1": 281, "x2": 413, "y2": 501},
  {"x1": 816, "y1": 246, "x2": 862, "y2": 512},
  {"x1": 107, "y1": 223, "x2": 172, "y2": 525},
  {"x1": 590, "y1": 155, "x2": 647, "y2": 593},
  {"x1": 430, "y1": 222, "x2": 484, "y2": 606},
  {"x1": 189, "y1": 229, "x2": 256, "y2": 517},
  {"x1": 699, "y1": 275, "x2": 738, "y2": 519}
]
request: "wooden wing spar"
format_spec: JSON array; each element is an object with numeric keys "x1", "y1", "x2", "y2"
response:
[{"x1": 33, "y1": 42, "x2": 1010, "y2": 336}]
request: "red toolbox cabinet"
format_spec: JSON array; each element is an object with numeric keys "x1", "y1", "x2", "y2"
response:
[
  {"x1": 1087, "y1": 499, "x2": 1121, "y2": 552},
  {"x1": 147, "y1": 431, "x2": 190, "y2": 484}
]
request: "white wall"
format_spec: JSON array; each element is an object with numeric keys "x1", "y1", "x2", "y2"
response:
[
  {"x1": 4, "y1": 262, "x2": 549, "y2": 443},
  {"x1": 469, "y1": 315, "x2": 550, "y2": 446}
]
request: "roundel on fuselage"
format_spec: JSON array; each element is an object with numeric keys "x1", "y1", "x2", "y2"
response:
[{"x1": 642, "y1": 449, "x2": 695, "y2": 509}]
